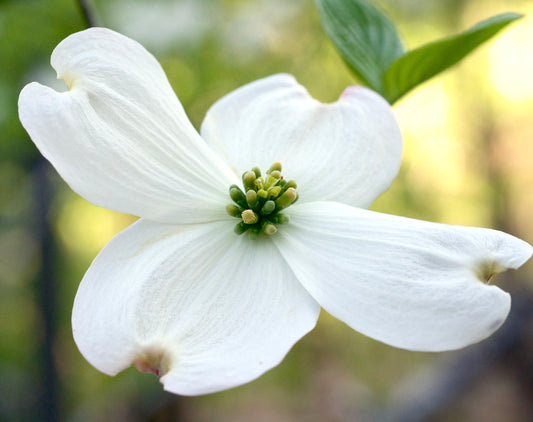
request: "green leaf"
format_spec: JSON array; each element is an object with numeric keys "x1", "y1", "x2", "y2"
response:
[
  {"x1": 314, "y1": 0, "x2": 405, "y2": 94},
  {"x1": 383, "y1": 12, "x2": 523, "y2": 104}
]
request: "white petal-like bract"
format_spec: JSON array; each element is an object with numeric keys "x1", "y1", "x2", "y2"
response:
[
  {"x1": 201, "y1": 74, "x2": 403, "y2": 209},
  {"x1": 19, "y1": 28, "x2": 238, "y2": 224},
  {"x1": 274, "y1": 202, "x2": 532, "y2": 351},
  {"x1": 72, "y1": 219, "x2": 320, "y2": 395}
]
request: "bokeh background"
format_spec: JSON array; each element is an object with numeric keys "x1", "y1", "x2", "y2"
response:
[{"x1": 1, "y1": 0, "x2": 532, "y2": 421}]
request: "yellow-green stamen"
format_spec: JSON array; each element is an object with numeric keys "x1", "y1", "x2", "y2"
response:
[{"x1": 226, "y1": 162, "x2": 298, "y2": 239}]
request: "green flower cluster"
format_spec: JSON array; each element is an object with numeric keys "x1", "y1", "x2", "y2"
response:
[{"x1": 226, "y1": 162, "x2": 298, "y2": 239}]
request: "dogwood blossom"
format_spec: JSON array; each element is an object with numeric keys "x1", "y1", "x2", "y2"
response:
[{"x1": 19, "y1": 28, "x2": 531, "y2": 396}]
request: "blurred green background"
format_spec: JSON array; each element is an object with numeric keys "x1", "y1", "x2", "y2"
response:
[{"x1": 1, "y1": 0, "x2": 533, "y2": 421}]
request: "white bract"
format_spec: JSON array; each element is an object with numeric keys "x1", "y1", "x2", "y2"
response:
[{"x1": 19, "y1": 28, "x2": 532, "y2": 396}]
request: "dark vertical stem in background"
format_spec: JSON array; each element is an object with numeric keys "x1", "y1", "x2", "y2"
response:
[
  {"x1": 29, "y1": 4, "x2": 97, "y2": 421},
  {"x1": 31, "y1": 158, "x2": 59, "y2": 422},
  {"x1": 77, "y1": 0, "x2": 98, "y2": 28}
]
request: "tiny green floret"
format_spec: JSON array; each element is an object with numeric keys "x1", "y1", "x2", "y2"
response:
[{"x1": 226, "y1": 162, "x2": 298, "y2": 239}]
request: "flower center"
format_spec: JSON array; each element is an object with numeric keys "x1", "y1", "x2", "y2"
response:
[{"x1": 226, "y1": 162, "x2": 298, "y2": 240}]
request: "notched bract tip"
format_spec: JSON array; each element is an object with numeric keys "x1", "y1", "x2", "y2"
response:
[
  {"x1": 59, "y1": 72, "x2": 75, "y2": 91},
  {"x1": 475, "y1": 260, "x2": 506, "y2": 284},
  {"x1": 133, "y1": 347, "x2": 171, "y2": 378}
]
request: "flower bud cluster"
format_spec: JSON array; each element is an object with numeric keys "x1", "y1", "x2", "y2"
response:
[{"x1": 226, "y1": 162, "x2": 298, "y2": 239}]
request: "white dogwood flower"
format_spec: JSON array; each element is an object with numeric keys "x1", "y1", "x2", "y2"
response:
[{"x1": 19, "y1": 28, "x2": 531, "y2": 396}]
